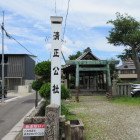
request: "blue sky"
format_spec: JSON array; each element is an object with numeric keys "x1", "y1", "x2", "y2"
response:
[{"x1": 0, "y1": 0, "x2": 140, "y2": 64}]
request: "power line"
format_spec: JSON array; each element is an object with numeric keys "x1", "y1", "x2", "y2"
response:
[
  {"x1": 0, "y1": 25, "x2": 42, "y2": 62},
  {"x1": 1, "y1": 11, "x2": 5, "y2": 103},
  {"x1": 63, "y1": 0, "x2": 70, "y2": 39},
  {"x1": 55, "y1": 0, "x2": 57, "y2": 16},
  {"x1": 61, "y1": 0, "x2": 71, "y2": 63}
]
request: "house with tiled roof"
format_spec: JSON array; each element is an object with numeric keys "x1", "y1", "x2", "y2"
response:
[{"x1": 116, "y1": 59, "x2": 137, "y2": 82}]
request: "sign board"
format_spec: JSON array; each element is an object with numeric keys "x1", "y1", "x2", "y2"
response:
[
  {"x1": 50, "y1": 16, "x2": 63, "y2": 106},
  {"x1": 23, "y1": 124, "x2": 45, "y2": 137}
]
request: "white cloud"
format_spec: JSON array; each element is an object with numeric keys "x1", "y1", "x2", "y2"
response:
[
  {"x1": 45, "y1": 42, "x2": 73, "y2": 58},
  {"x1": 0, "y1": 0, "x2": 53, "y2": 24},
  {"x1": 92, "y1": 34, "x2": 124, "y2": 52},
  {"x1": 34, "y1": 23, "x2": 48, "y2": 32},
  {"x1": 45, "y1": 36, "x2": 85, "y2": 59},
  {"x1": 64, "y1": 37, "x2": 85, "y2": 48},
  {"x1": 45, "y1": 43, "x2": 51, "y2": 51},
  {"x1": 0, "y1": 0, "x2": 139, "y2": 61},
  {"x1": 1, "y1": 0, "x2": 140, "y2": 28},
  {"x1": 4, "y1": 24, "x2": 45, "y2": 45},
  {"x1": 62, "y1": 44, "x2": 73, "y2": 57}
]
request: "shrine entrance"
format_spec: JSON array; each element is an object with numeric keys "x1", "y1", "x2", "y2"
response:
[
  {"x1": 79, "y1": 72, "x2": 105, "y2": 91},
  {"x1": 62, "y1": 48, "x2": 119, "y2": 94}
]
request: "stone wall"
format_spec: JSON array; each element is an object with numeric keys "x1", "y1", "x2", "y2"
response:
[{"x1": 112, "y1": 80, "x2": 131, "y2": 97}]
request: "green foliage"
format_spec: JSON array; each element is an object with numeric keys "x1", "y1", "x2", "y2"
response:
[
  {"x1": 34, "y1": 61, "x2": 51, "y2": 82},
  {"x1": 107, "y1": 12, "x2": 140, "y2": 81},
  {"x1": 107, "y1": 12, "x2": 140, "y2": 60},
  {"x1": 107, "y1": 12, "x2": 140, "y2": 47},
  {"x1": 61, "y1": 103, "x2": 76, "y2": 120},
  {"x1": 39, "y1": 101, "x2": 50, "y2": 116},
  {"x1": 39, "y1": 82, "x2": 70, "y2": 100},
  {"x1": 32, "y1": 78, "x2": 43, "y2": 91},
  {"x1": 69, "y1": 76, "x2": 75, "y2": 89},
  {"x1": 61, "y1": 103, "x2": 71, "y2": 116},
  {"x1": 33, "y1": 61, "x2": 51, "y2": 92},
  {"x1": 116, "y1": 77, "x2": 124, "y2": 83},
  {"x1": 117, "y1": 49, "x2": 133, "y2": 60},
  {"x1": 112, "y1": 97, "x2": 140, "y2": 105},
  {"x1": 39, "y1": 83, "x2": 51, "y2": 99},
  {"x1": 69, "y1": 51, "x2": 82, "y2": 60},
  {"x1": 132, "y1": 81, "x2": 140, "y2": 84},
  {"x1": 61, "y1": 85, "x2": 70, "y2": 99},
  {"x1": 68, "y1": 47, "x2": 92, "y2": 60}
]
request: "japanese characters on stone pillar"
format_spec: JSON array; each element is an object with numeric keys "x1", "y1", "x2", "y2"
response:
[{"x1": 50, "y1": 16, "x2": 63, "y2": 106}]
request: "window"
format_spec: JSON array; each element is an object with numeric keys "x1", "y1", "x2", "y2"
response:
[{"x1": 120, "y1": 69, "x2": 134, "y2": 74}]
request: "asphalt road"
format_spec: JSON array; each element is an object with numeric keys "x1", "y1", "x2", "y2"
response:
[{"x1": 0, "y1": 94, "x2": 40, "y2": 139}]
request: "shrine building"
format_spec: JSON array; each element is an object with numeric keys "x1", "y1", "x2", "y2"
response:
[{"x1": 62, "y1": 47, "x2": 119, "y2": 94}]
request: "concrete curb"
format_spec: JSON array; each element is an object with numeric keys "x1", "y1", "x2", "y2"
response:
[{"x1": 1, "y1": 99, "x2": 43, "y2": 140}]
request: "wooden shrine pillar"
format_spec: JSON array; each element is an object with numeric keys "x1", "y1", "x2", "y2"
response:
[
  {"x1": 96, "y1": 72, "x2": 98, "y2": 92},
  {"x1": 101, "y1": 73, "x2": 104, "y2": 89},
  {"x1": 75, "y1": 64, "x2": 79, "y2": 102},
  {"x1": 107, "y1": 64, "x2": 111, "y2": 87},
  {"x1": 66, "y1": 73, "x2": 70, "y2": 88},
  {"x1": 106, "y1": 63, "x2": 112, "y2": 98}
]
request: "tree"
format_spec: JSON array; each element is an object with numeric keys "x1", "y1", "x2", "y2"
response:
[
  {"x1": 107, "y1": 12, "x2": 140, "y2": 81},
  {"x1": 68, "y1": 48, "x2": 91, "y2": 60},
  {"x1": 32, "y1": 78, "x2": 43, "y2": 91},
  {"x1": 68, "y1": 51, "x2": 82, "y2": 60},
  {"x1": 34, "y1": 61, "x2": 51, "y2": 82},
  {"x1": 39, "y1": 82, "x2": 70, "y2": 100},
  {"x1": 32, "y1": 61, "x2": 70, "y2": 101},
  {"x1": 32, "y1": 61, "x2": 51, "y2": 91}
]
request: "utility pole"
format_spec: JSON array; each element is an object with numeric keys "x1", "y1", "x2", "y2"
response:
[{"x1": 1, "y1": 11, "x2": 5, "y2": 103}]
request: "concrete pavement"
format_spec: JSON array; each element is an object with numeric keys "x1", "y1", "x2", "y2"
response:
[{"x1": 0, "y1": 92, "x2": 33, "y2": 103}]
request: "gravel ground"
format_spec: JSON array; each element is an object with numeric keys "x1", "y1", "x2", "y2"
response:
[{"x1": 68, "y1": 96, "x2": 140, "y2": 140}]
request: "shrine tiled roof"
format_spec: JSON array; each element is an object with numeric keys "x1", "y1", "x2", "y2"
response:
[
  {"x1": 76, "y1": 50, "x2": 100, "y2": 60},
  {"x1": 62, "y1": 47, "x2": 100, "y2": 69}
]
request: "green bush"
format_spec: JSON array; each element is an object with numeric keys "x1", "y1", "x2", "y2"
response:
[
  {"x1": 61, "y1": 84, "x2": 70, "y2": 99},
  {"x1": 61, "y1": 103, "x2": 76, "y2": 120},
  {"x1": 39, "y1": 83, "x2": 51, "y2": 99},
  {"x1": 61, "y1": 103, "x2": 70, "y2": 116},
  {"x1": 32, "y1": 78, "x2": 43, "y2": 91},
  {"x1": 116, "y1": 77, "x2": 124, "y2": 83},
  {"x1": 132, "y1": 81, "x2": 140, "y2": 84},
  {"x1": 39, "y1": 82, "x2": 70, "y2": 100},
  {"x1": 34, "y1": 61, "x2": 51, "y2": 82}
]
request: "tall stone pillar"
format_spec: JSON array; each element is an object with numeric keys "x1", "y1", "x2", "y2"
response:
[{"x1": 50, "y1": 16, "x2": 63, "y2": 106}]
